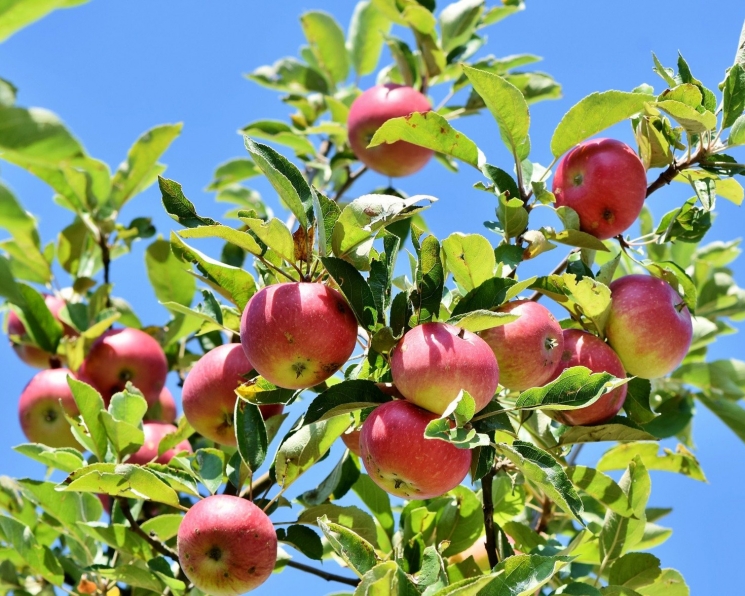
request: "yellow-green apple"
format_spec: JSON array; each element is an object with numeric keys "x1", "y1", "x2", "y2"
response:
[
  {"x1": 480, "y1": 300, "x2": 564, "y2": 391},
  {"x1": 552, "y1": 138, "x2": 647, "y2": 240},
  {"x1": 359, "y1": 400, "x2": 472, "y2": 499},
  {"x1": 18, "y1": 368, "x2": 80, "y2": 448},
  {"x1": 347, "y1": 84, "x2": 433, "y2": 177},
  {"x1": 78, "y1": 328, "x2": 168, "y2": 405},
  {"x1": 390, "y1": 322, "x2": 499, "y2": 414},
  {"x1": 6, "y1": 294, "x2": 78, "y2": 368},
  {"x1": 605, "y1": 274, "x2": 693, "y2": 378},
  {"x1": 126, "y1": 422, "x2": 192, "y2": 465},
  {"x1": 182, "y1": 344, "x2": 284, "y2": 446},
  {"x1": 240, "y1": 282, "x2": 358, "y2": 390},
  {"x1": 145, "y1": 387, "x2": 178, "y2": 423},
  {"x1": 177, "y1": 494, "x2": 277, "y2": 596},
  {"x1": 548, "y1": 329, "x2": 627, "y2": 426}
]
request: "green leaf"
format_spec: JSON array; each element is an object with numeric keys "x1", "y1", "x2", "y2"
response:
[
  {"x1": 348, "y1": 1, "x2": 391, "y2": 76},
  {"x1": 447, "y1": 309, "x2": 519, "y2": 332},
  {"x1": 411, "y1": 233, "x2": 444, "y2": 324},
  {"x1": 722, "y1": 64, "x2": 745, "y2": 129},
  {"x1": 697, "y1": 393, "x2": 745, "y2": 444},
  {"x1": 110, "y1": 123, "x2": 182, "y2": 208},
  {"x1": 642, "y1": 261, "x2": 696, "y2": 313},
  {"x1": 318, "y1": 515, "x2": 378, "y2": 578},
  {"x1": 496, "y1": 442, "x2": 584, "y2": 523},
  {"x1": 0, "y1": 516, "x2": 64, "y2": 585},
  {"x1": 191, "y1": 448, "x2": 226, "y2": 495},
  {"x1": 313, "y1": 189, "x2": 341, "y2": 257},
  {"x1": 609, "y1": 553, "x2": 661, "y2": 590},
  {"x1": 13, "y1": 444, "x2": 85, "y2": 474},
  {"x1": 275, "y1": 415, "x2": 350, "y2": 489},
  {"x1": 636, "y1": 569, "x2": 689, "y2": 596},
  {"x1": 77, "y1": 522, "x2": 155, "y2": 559},
  {"x1": 299, "y1": 504, "x2": 379, "y2": 547},
  {"x1": 301, "y1": 11, "x2": 350, "y2": 85},
  {"x1": 245, "y1": 137, "x2": 313, "y2": 228},
  {"x1": 159, "y1": 177, "x2": 218, "y2": 228},
  {"x1": 304, "y1": 380, "x2": 391, "y2": 423},
  {"x1": 558, "y1": 420, "x2": 657, "y2": 445},
  {"x1": 298, "y1": 450, "x2": 360, "y2": 506},
  {"x1": 497, "y1": 195, "x2": 529, "y2": 239},
  {"x1": 247, "y1": 57, "x2": 329, "y2": 94},
  {"x1": 321, "y1": 256, "x2": 378, "y2": 330},
  {"x1": 385, "y1": 34, "x2": 421, "y2": 88},
  {"x1": 353, "y1": 473, "x2": 394, "y2": 540},
  {"x1": 67, "y1": 377, "x2": 108, "y2": 461},
  {"x1": 565, "y1": 465, "x2": 634, "y2": 517},
  {"x1": 550, "y1": 91, "x2": 654, "y2": 157},
  {"x1": 451, "y1": 276, "x2": 516, "y2": 316},
  {"x1": 0, "y1": 105, "x2": 85, "y2": 165},
  {"x1": 440, "y1": 0, "x2": 484, "y2": 53},
  {"x1": 235, "y1": 398, "x2": 268, "y2": 473},
  {"x1": 597, "y1": 443, "x2": 706, "y2": 482},
  {"x1": 240, "y1": 216, "x2": 295, "y2": 263},
  {"x1": 515, "y1": 366, "x2": 628, "y2": 412},
  {"x1": 491, "y1": 473, "x2": 526, "y2": 525},
  {"x1": 145, "y1": 239, "x2": 196, "y2": 308},
  {"x1": 101, "y1": 390, "x2": 148, "y2": 458},
  {"x1": 8, "y1": 283, "x2": 64, "y2": 353},
  {"x1": 654, "y1": 100, "x2": 717, "y2": 133},
  {"x1": 462, "y1": 65, "x2": 530, "y2": 160},
  {"x1": 140, "y1": 514, "x2": 183, "y2": 542},
  {"x1": 369, "y1": 112, "x2": 483, "y2": 169},
  {"x1": 0, "y1": 0, "x2": 90, "y2": 42},
  {"x1": 673, "y1": 359, "x2": 745, "y2": 399},
  {"x1": 729, "y1": 113, "x2": 745, "y2": 146},
  {"x1": 0, "y1": 182, "x2": 50, "y2": 283},
  {"x1": 240, "y1": 120, "x2": 316, "y2": 157},
  {"x1": 207, "y1": 157, "x2": 261, "y2": 190},
  {"x1": 178, "y1": 225, "x2": 262, "y2": 256},
  {"x1": 277, "y1": 524, "x2": 324, "y2": 561},
  {"x1": 442, "y1": 233, "x2": 495, "y2": 292}
]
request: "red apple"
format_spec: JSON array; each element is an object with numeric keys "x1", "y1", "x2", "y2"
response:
[
  {"x1": 548, "y1": 329, "x2": 627, "y2": 426},
  {"x1": 240, "y1": 282, "x2": 358, "y2": 390},
  {"x1": 480, "y1": 301, "x2": 564, "y2": 391},
  {"x1": 126, "y1": 422, "x2": 192, "y2": 465},
  {"x1": 347, "y1": 84, "x2": 433, "y2": 177},
  {"x1": 78, "y1": 328, "x2": 168, "y2": 405},
  {"x1": 6, "y1": 294, "x2": 78, "y2": 368},
  {"x1": 177, "y1": 494, "x2": 277, "y2": 596},
  {"x1": 360, "y1": 400, "x2": 472, "y2": 499},
  {"x1": 18, "y1": 368, "x2": 80, "y2": 449},
  {"x1": 390, "y1": 322, "x2": 499, "y2": 414},
  {"x1": 605, "y1": 274, "x2": 693, "y2": 379},
  {"x1": 552, "y1": 138, "x2": 647, "y2": 240},
  {"x1": 341, "y1": 426, "x2": 362, "y2": 456},
  {"x1": 146, "y1": 387, "x2": 178, "y2": 423},
  {"x1": 182, "y1": 344, "x2": 284, "y2": 446}
]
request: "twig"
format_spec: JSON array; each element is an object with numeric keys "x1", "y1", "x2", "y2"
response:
[
  {"x1": 242, "y1": 471, "x2": 273, "y2": 500},
  {"x1": 285, "y1": 560, "x2": 359, "y2": 587},
  {"x1": 98, "y1": 231, "x2": 112, "y2": 307},
  {"x1": 333, "y1": 166, "x2": 367, "y2": 202},
  {"x1": 567, "y1": 443, "x2": 584, "y2": 467},
  {"x1": 481, "y1": 467, "x2": 500, "y2": 569},
  {"x1": 645, "y1": 148, "x2": 704, "y2": 198},
  {"x1": 534, "y1": 494, "x2": 553, "y2": 534},
  {"x1": 118, "y1": 498, "x2": 178, "y2": 559}
]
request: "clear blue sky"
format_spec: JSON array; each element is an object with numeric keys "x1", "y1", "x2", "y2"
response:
[{"x1": 1, "y1": 1, "x2": 744, "y2": 593}]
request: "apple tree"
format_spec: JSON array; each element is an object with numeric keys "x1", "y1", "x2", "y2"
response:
[{"x1": 1, "y1": 1, "x2": 745, "y2": 595}]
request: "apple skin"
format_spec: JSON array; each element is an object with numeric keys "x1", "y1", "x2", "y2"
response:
[
  {"x1": 552, "y1": 138, "x2": 647, "y2": 240},
  {"x1": 146, "y1": 387, "x2": 178, "y2": 423},
  {"x1": 390, "y1": 322, "x2": 499, "y2": 414},
  {"x1": 548, "y1": 329, "x2": 627, "y2": 426},
  {"x1": 126, "y1": 422, "x2": 192, "y2": 465},
  {"x1": 605, "y1": 274, "x2": 693, "y2": 379},
  {"x1": 240, "y1": 283, "x2": 358, "y2": 390},
  {"x1": 182, "y1": 344, "x2": 284, "y2": 446},
  {"x1": 7, "y1": 294, "x2": 78, "y2": 369},
  {"x1": 18, "y1": 368, "x2": 80, "y2": 449},
  {"x1": 347, "y1": 84, "x2": 433, "y2": 177},
  {"x1": 359, "y1": 400, "x2": 472, "y2": 499},
  {"x1": 78, "y1": 328, "x2": 168, "y2": 406},
  {"x1": 177, "y1": 494, "x2": 277, "y2": 596},
  {"x1": 480, "y1": 300, "x2": 564, "y2": 391},
  {"x1": 340, "y1": 385, "x2": 401, "y2": 457}
]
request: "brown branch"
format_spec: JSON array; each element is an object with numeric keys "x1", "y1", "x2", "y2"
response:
[
  {"x1": 285, "y1": 560, "x2": 359, "y2": 587},
  {"x1": 534, "y1": 495, "x2": 553, "y2": 534},
  {"x1": 645, "y1": 148, "x2": 705, "y2": 198},
  {"x1": 241, "y1": 470, "x2": 273, "y2": 501},
  {"x1": 333, "y1": 166, "x2": 367, "y2": 202},
  {"x1": 481, "y1": 466, "x2": 500, "y2": 569},
  {"x1": 118, "y1": 498, "x2": 178, "y2": 559}
]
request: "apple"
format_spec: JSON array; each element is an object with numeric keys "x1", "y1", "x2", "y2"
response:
[
  {"x1": 6, "y1": 294, "x2": 78, "y2": 368},
  {"x1": 339, "y1": 385, "x2": 401, "y2": 456},
  {"x1": 240, "y1": 282, "x2": 358, "y2": 390},
  {"x1": 552, "y1": 138, "x2": 647, "y2": 240},
  {"x1": 347, "y1": 84, "x2": 433, "y2": 177},
  {"x1": 359, "y1": 400, "x2": 472, "y2": 499},
  {"x1": 177, "y1": 494, "x2": 277, "y2": 596},
  {"x1": 605, "y1": 274, "x2": 693, "y2": 379},
  {"x1": 548, "y1": 329, "x2": 627, "y2": 426},
  {"x1": 18, "y1": 368, "x2": 80, "y2": 449},
  {"x1": 126, "y1": 422, "x2": 192, "y2": 465},
  {"x1": 146, "y1": 387, "x2": 178, "y2": 423},
  {"x1": 78, "y1": 328, "x2": 168, "y2": 405},
  {"x1": 182, "y1": 343, "x2": 284, "y2": 446},
  {"x1": 390, "y1": 322, "x2": 499, "y2": 414},
  {"x1": 480, "y1": 300, "x2": 564, "y2": 391}
]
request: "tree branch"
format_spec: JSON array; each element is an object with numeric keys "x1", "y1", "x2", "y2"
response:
[
  {"x1": 481, "y1": 466, "x2": 500, "y2": 569},
  {"x1": 285, "y1": 560, "x2": 359, "y2": 587}
]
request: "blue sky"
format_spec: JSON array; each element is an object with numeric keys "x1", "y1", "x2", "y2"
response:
[{"x1": 1, "y1": 1, "x2": 744, "y2": 593}]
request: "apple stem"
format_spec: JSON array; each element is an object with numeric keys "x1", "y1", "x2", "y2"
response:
[
  {"x1": 285, "y1": 560, "x2": 359, "y2": 587},
  {"x1": 481, "y1": 467, "x2": 501, "y2": 569}
]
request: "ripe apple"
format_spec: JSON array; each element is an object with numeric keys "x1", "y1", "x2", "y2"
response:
[
  {"x1": 18, "y1": 368, "x2": 80, "y2": 449},
  {"x1": 390, "y1": 322, "x2": 499, "y2": 414},
  {"x1": 177, "y1": 494, "x2": 277, "y2": 596},
  {"x1": 552, "y1": 138, "x2": 647, "y2": 240},
  {"x1": 182, "y1": 344, "x2": 284, "y2": 446},
  {"x1": 347, "y1": 84, "x2": 433, "y2": 177},
  {"x1": 6, "y1": 294, "x2": 78, "y2": 368},
  {"x1": 548, "y1": 329, "x2": 627, "y2": 426},
  {"x1": 359, "y1": 400, "x2": 472, "y2": 499},
  {"x1": 146, "y1": 387, "x2": 178, "y2": 423},
  {"x1": 339, "y1": 384, "x2": 401, "y2": 456},
  {"x1": 480, "y1": 300, "x2": 564, "y2": 391},
  {"x1": 78, "y1": 328, "x2": 168, "y2": 405},
  {"x1": 605, "y1": 274, "x2": 693, "y2": 379},
  {"x1": 126, "y1": 422, "x2": 192, "y2": 465},
  {"x1": 240, "y1": 282, "x2": 358, "y2": 390}
]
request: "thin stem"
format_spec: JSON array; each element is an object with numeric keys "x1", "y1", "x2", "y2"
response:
[
  {"x1": 98, "y1": 231, "x2": 112, "y2": 307},
  {"x1": 481, "y1": 466, "x2": 500, "y2": 569},
  {"x1": 118, "y1": 498, "x2": 178, "y2": 559},
  {"x1": 285, "y1": 560, "x2": 359, "y2": 587},
  {"x1": 258, "y1": 255, "x2": 299, "y2": 283},
  {"x1": 567, "y1": 443, "x2": 584, "y2": 466},
  {"x1": 436, "y1": 89, "x2": 455, "y2": 111},
  {"x1": 333, "y1": 166, "x2": 368, "y2": 202}
]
